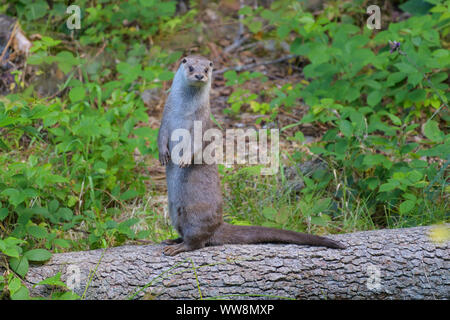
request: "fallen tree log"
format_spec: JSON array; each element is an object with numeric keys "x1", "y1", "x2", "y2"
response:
[{"x1": 15, "y1": 226, "x2": 450, "y2": 299}]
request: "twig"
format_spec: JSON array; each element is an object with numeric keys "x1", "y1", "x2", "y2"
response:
[
  {"x1": 278, "y1": 109, "x2": 302, "y2": 121},
  {"x1": 213, "y1": 54, "x2": 296, "y2": 75},
  {"x1": 45, "y1": 41, "x2": 108, "y2": 101},
  {"x1": 91, "y1": 41, "x2": 107, "y2": 61},
  {"x1": 223, "y1": 35, "x2": 250, "y2": 54},
  {"x1": 0, "y1": 22, "x2": 19, "y2": 64},
  {"x1": 223, "y1": 0, "x2": 246, "y2": 54},
  {"x1": 237, "y1": 40, "x2": 261, "y2": 52}
]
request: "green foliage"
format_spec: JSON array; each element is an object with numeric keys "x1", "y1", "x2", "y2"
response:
[
  {"x1": 223, "y1": 71, "x2": 268, "y2": 114},
  {"x1": 1, "y1": 0, "x2": 448, "y2": 300},
  {"x1": 231, "y1": 0, "x2": 449, "y2": 227},
  {"x1": 0, "y1": 79, "x2": 162, "y2": 251},
  {"x1": 0, "y1": 0, "x2": 185, "y2": 300}
]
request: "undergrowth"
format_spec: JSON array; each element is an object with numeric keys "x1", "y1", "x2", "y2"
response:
[{"x1": 0, "y1": 0, "x2": 448, "y2": 299}]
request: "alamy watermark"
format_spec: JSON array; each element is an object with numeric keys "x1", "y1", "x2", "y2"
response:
[
  {"x1": 66, "y1": 5, "x2": 81, "y2": 30},
  {"x1": 66, "y1": 264, "x2": 81, "y2": 290},
  {"x1": 367, "y1": 5, "x2": 381, "y2": 30},
  {"x1": 169, "y1": 121, "x2": 279, "y2": 175},
  {"x1": 366, "y1": 264, "x2": 381, "y2": 290}
]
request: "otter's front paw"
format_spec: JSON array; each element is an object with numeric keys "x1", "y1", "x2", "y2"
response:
[
  {"x1": 163, "y1": 243, "x2": 188, "y2": 256},
  {"x1": 159, "y1": 149, "x2": 171, "y2": 166}
]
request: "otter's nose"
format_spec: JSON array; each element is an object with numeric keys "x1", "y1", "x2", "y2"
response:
[{"x1": 195, "y1": 74, "x2": 204, "y2": 80}]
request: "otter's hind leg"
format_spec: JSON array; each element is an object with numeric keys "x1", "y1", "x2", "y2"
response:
[{"x1": 162, "y1": 204, "x2": 217, "y2": 256}]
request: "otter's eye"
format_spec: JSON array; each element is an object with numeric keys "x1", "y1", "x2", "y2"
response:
[
  {"x1": 204, "y1": 68, "x2": 209, "y2": 73},
  {"x1": 182, "y1": 58, "x2": 187, "y2": 63},
  {"x1": 209, "y1": 62, "x2": 213, "y2": 67},
  {"x1": 188, "y1": 66, "x2": 194, "y2": 72}
]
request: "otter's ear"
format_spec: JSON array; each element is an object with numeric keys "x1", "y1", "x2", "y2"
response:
[{"x1": 182, "y1": 58, "x2": 187, "y2": 63}]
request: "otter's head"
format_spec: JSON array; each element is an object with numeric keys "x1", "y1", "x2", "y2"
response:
[{"x1": 179, "y1": 55, "x2": 213, "y2": 87}]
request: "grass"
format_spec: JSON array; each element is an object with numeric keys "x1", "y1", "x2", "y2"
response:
[{"x1": 219, "y1": 160, "x2": 448, "y2": 236}]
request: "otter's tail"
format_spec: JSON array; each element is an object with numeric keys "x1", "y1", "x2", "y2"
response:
[{"x1": 210, "y1": 223, "x2": 345, "y2": 249}]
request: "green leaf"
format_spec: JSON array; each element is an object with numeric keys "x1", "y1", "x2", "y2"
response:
[
  {"x1": 290, "y1": 38, "x2": 307, "y2": 55},
  {"x1": 399, "y1": 0, "x2": 433, "y2": 15},
  {"x1": 409, "y1": 89, "x2": 426, "y2": 102},
  {"x1": 1, "y1": 188, "x2": 26, "y2": 207},
  {"x1": 24, "y1": 249, "x2": 52, "y2": 262},
  {"x1": 407, "y1": 170, "x2": 423, "y2": 183},
  {"x1": 67, "y1": 196, "x2": 78, "y2": 208},
  {"x1": 311, "y1": 198, "x2": 331, "y2": 214},
  {"x1": 25, "y1": 0, "x2": 49, "y2": 20},
  {"x1": 262, "y1": 207, "x2": 277, "y2": 221},
  {"x1": 134, "y1": 127, "x2": 154, "y2": 138},
  {"x1": 310, "y1": 146, "x2": 327, "y2": 155},
  {"x1": 158, "y1": 71, "x2": 174, "y2": 81},
  {"x1": 379, "y1": 182, "x2": 398, "y2": 192},
  {"x1": 56, "y1": 208, "x2": 73, "y2": 221},
  {"x1": 423, "y1": 120, "x2": 443, "y2": 142},
  {"x1": 366, "y1": 177, "x2": 379, "y2": 190},
  {"x1": 310, "y1": 214, "x2": 330, "y2": 226},
  {"x1": 34, "y1": 272, "x2": 67, "y2": 288},
  {"x1": 277, "y1": 24, "x2": 291, "y2": 38},
  {"x1": 117, "y1": 218, "x2": 139, "y2": 237},
  {"x1": 8, "y1": 277, "x2": 22, "y2": 293},
  {"x1": 275, "y1": 206, "x2": 290, "y2": 224},
  {"x1": 0, "y1": 138, "x2": 9, "y2": 151},
  {"x1": 69, "y1": 87, "x2": 86, "y2": 103},
  {"x1": 2, "y1": 246, "x2": 20, "y2": 258},
  {"x1": 27, "y1": 225, "x2": 48, "y2": 239},
  {"x1": 0, "y1": 208, "x2": 8, "y2": 221},
  {"x1": 105, "y1": 219, "x2": 118, "y2": 229},
  {"x1": 238, "y1": 5, "x2": 252, "y2": 15},
  {"x1": 248, "y1": 20, "x2": 263, "y2": 33},
  {"x1": 363, "y1": 154, "x2": 392, "y2": 169},
  {"x1": 399, "y1": 199, "x2": 416, "y2": 214},
  {"x1": 408, "y1": 73, "x2": 423, "y2": 86},
  {"x1": 9, "y1": 256, "x2": 29, "y2": 278},
  {"x1": 17, "y1": 209, "x2": 33, "y2": 225},
  {"x1": 292, "y1": 131, "x2": 305, "y2": 142},
  {"x1": 4, "y1": 237, "x2": 26, "y2": 246},
  {"x1": 27, "y1": 51, "x2": 47, "y2": 65},
  {"x1": 136, "y1": 230, "x2": 151, "y2": 239},
  {"x1": 394, "y1": 62, "x2": 417, "y2": 74},
  {"x1": 55, "y1": 51, "x2": 78, "y2": 74},
  {"x1": 118, "y1": 218, "x2": 139, "y2": 229},
  {"x1": 385, "y1": 113, "x2": 402, "y2": 126},
  {"x1": 57, "y1": 291, "x2": 81, "y2": 300},
  {"x1": 224, "y1": 70, "x2": 238, "y2": 85},
  {"x1": 346, "y1": 87, "x2": 360, "y2": 102},
  {"x1": 45, "y1": 174, "x2": 69, "y2": 185},
  {"x1": 119, "y1": 189, "x2": 139, "y2": 201},
  {"x1": 387, "y1": 72, "x2": 406, "y2": 86},
  {"x1": 367, "y1": 90, "x2": 383, "y2": 106},
  {"x1": 403, "y1": 193, "x2": 417, "y2": 202},
  {"x1": 53, "y1": 239, "x2": 70, "y2": 248},
  {"x1": 338, "y1": 119, "x2": 353, "y2": 137},
  {"x1": 10, "y1": 285, "x2": 30, "y2": 300},
  {"x1": 49, "y1": 200, "x2": 60, "y2": 213}
]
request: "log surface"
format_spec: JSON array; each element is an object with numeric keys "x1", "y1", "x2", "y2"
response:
[{"x1": 15, "y1": 226, "x2": 450, "y2": 299}]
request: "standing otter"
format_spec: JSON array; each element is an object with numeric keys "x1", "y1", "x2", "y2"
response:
[{"x1": 157, "y1": 55, "x2": 345, "y2": 256}]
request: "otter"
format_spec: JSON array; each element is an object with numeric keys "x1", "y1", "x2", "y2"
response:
[{"x1": 157, "y1": 55, "x2": 345, "y2": 255}]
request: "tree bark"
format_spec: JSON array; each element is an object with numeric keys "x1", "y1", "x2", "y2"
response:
[{"x1": 14, "y1": 226, "x2": 450, "y2": 299}]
